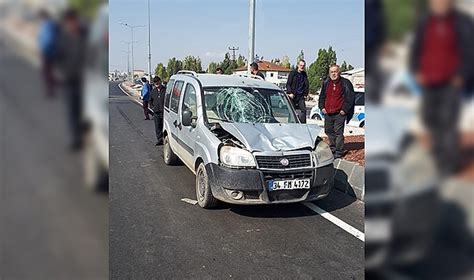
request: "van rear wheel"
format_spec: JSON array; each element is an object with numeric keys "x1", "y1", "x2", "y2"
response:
[
  {"x1": 163, "y1": 134, "x2": 179, "y2": 165},
  {"x1": 196, "y1": 163, "x2": 218, "y2": 209}
]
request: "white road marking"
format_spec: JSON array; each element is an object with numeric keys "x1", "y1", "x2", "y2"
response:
[
  {"x1": 181, "y1": 198, "x2": 198, "y2": 205},
  {"x1": 302, "y1": 202, "x2": 364, "y2": 242}
]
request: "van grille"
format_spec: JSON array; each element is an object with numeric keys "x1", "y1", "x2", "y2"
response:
[{"x1": 255, "y1": 154, "x2": 312, "y2": 169}]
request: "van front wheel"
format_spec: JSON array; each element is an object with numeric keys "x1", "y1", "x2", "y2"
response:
[
  {"x1": 163, "y1": 134, "x2": 179, "y2": 165},
  {"x1": 196, "y1": 163, "x2": 218, "y2": 209}
]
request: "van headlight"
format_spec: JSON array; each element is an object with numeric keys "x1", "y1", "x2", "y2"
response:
[
  {"x1": 313, "y1": 140, "x2": 334, "y2": 165},
  {"x1": 219, "y1": 146, "x2": 256, "y2": 168}
]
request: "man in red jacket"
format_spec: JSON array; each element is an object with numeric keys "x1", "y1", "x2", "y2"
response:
[
  {"x1": 318, "y1": 64, "x2": 355, "y2": 158},
  {"x1": 410, "y1": 0, "x2": 474, "y2": 175}
]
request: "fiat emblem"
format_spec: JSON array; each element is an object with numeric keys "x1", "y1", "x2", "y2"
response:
[{"x1": 280, "y1": 158, "x2": 289, "y2": 166}]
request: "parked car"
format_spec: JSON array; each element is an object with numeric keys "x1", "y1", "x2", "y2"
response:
[
  {"x1": 309, "y1": 88, "x2": 365, "y2": 128},
  {"x1": 162, "y1": 71, "x2": 335, "y2": 208}
]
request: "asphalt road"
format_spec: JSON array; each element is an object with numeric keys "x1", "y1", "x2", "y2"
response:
[
  {"x1": 109, "y1": 82, "x2": 364, "y2": 279},
  {"x1": 0, "y1": 30, "x2": 108, "y2": 279}
]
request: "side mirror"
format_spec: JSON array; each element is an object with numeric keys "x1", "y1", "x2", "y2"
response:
[{"x1": 182, "y1": 110, "x2": 193, "y2": 127}]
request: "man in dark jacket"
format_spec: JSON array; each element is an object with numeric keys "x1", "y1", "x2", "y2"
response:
[
  {"x1": 149, "y1": 76, "x2": 166, "y2": 145},
  {"x1": 286, "y1": 59, "x2": 310, "y2": 123},
  {"x1": 250, "y1": 62, "x2": 265, "y2": 80},
  {"x1": 318, "y1": 64, "x2": 355, "y2": 158},
  {"x1": 410, "y1": 0, "x2": 474, "y2": 175}
]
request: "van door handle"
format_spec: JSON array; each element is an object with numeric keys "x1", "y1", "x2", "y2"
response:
[{"x1": 173, "y1": 120, "x2": 182, "y2": 130}]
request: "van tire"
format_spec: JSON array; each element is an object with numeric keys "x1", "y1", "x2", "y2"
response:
[
  {"x1": 196, "y1": 163, "x2": 218, "y2": 209},
  {"x1": 163, "y1": 134, "x2": 179, "y2": 165}
]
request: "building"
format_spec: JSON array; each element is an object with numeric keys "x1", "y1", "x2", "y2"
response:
[
  {"x1": 233, "y1": 61, "x2": 291, "y2": 89},
  {"x1": 341, "y1": 68, "x2": 365, "y2": 90},
  {"x1": 133, "y1": 70, "x2": 145, "y2": 79}
]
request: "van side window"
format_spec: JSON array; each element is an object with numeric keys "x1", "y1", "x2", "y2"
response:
[
  {"x1": 182, "y1": 84, "x2": 197, "y2": 117},
  {"x1": 170, "y1": 80, "x2": 184, "y2": 113},
  {"x1": 164, "y1": 79, "x2": 175, "y2": 109}
]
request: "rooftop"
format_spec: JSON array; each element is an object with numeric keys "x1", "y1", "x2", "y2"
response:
[{"x1": 234, "y1": 60, "x2": 292, "y2": 72}]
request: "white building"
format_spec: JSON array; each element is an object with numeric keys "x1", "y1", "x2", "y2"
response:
[
  {"x1": 341, "y1": 68, "x2": 365, "y2": 91},
  {"x1": 233, "y1": 61, "x2": 292, "y2": 89}
]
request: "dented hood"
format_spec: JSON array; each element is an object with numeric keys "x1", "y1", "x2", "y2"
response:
[{"x1": 219, "y1": 123, "x2": 321, "y2": 152}]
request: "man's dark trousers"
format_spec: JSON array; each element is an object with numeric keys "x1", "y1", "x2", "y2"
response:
[
  {"x1": 324, "y1": 113, "x2": 345, "y2": 157},
  {"x1": 154, "y1": 112, "x2": 164, "y2": 143},
  {"x1": 293, "y1": 95, "x2": 307, "y2": 123},
  {"x1": 422, "y1": 85, "x2": 461, "y2": 175},
  {"x1": 143, "y1": 101, "x2": 150, "y2": 119}
]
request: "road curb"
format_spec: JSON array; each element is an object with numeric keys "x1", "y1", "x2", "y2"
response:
[{"x1": 334, "y1": 159, "x2": 364, "y2": 201}]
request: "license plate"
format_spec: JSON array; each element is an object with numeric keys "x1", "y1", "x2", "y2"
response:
[{"x1": 268, "y1": 179, "x2": 311, "y2": 191}]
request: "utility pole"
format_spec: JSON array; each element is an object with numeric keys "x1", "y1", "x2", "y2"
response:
[
  {"x1": 228, "y1": 46, "x2": 239, "y2": 61},
  {"x1": 120, "y1": 22, "x2": 145, "y2": 81},
  {"x1": 248, "y1": 0, "x2": 256, "y2": 73},
  {"x1": 147, "y1": 0, "x2": 152, "y2": 80},
  {"x1": 121, "y1": 50, "x2": 130, "y2": 80}
]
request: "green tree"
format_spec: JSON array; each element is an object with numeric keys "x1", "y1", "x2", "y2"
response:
[
  {"x1": 281, "y1": 55, "x2": 291, "y2": 69},
  {"x1": 237, "y1": 55, "x2": 247, "y2": 68},
  {"x1": 296, "y1": 50, "x2": 305, "y2": 65},
  {"x1": 307, "y1": 46, "x2": 337, "y2": 93},
  {"x1": 207, "y1": 62, "x2": 218, "y2": 73},
  {"x1": 183, "y1": 55, "x2": 203, "y2": 72},
  {"x1": 68, "y1": 0, "x2": 102, "y2": 19},
  {"x1": 154, "y1": 63, "x2": 168, "y2": 81},
  {"x1": 166, "y1": 57, "x2": 183, "y2": 77},
  {"x1": 220, "y1": 53, "x2": 232, "y2": 74}
]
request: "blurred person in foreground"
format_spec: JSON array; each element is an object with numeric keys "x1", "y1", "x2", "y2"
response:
[
  {"x1": 318, "y1": 64, "x2": 355, "y2": 158},
  {"x1": 286, "y1": 59, "x2": 310, "y2": 123},
  {"x1": 141, "y1": 77, "x2": 152, "y2": 120},
  {"x1": 149, "y1": 76, "x2": 166, "y2": 146},
  {"x1": 38, "y1": 9, "x2": 59, "y2": 98},
  {"x1": 56, "y1": 8, "x2": 88, "y2": 150},
  {"x1": 410, "y1": 0, "x2": 474, "y2": 176}
]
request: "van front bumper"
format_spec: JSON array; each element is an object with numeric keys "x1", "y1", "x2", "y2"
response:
[{"x1": 205, "y1": 163, "x2": 334, "y2": 205}]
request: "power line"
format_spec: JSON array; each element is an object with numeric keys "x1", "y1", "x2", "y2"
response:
[{"x1": 228, "y1": 46, "x2": 239, "y2": 61}]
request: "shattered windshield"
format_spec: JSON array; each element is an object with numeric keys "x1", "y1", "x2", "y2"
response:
[{"x1": 203, "y1": 87, "x2": 297, "y2": 124}]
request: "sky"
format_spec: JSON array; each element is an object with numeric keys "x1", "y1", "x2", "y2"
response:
[{"x1": 109, "y1": 0, "x2": 364, "y2": 73}]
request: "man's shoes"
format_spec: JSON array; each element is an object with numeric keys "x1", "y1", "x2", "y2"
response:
[
  {"x1": 145, "y1": 117, "x2": 150, "y2": 120},
  {"x1": 155, "y1": 140, "x2": 163, "y2": 146}
]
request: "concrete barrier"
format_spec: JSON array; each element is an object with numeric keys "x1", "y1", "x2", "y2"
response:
[{"x1": 333, "y1": 159, "x2": 364, "y2": 201}]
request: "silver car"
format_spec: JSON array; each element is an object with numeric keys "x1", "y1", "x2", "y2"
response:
[{"x1": 163, "y1": 71, "x2": 335, "y2": 208}]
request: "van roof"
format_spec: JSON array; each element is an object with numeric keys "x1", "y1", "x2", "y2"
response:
[{"x1": 171, "y1": 73, "x2": 282, "y2": 90}]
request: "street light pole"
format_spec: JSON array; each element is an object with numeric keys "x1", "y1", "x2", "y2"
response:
[
  {"x1": 121, "y1": 50, "x2": 130, "y2": 80},
  {"x1": 147, "y1": 0, "x2": 152, "y2": 80},
  {"x1": 248, "y1": 0, "x2": 256, "y2": 73},
  {"x1": 120, "y1": 22, "x2": 145, "y2": 81}
]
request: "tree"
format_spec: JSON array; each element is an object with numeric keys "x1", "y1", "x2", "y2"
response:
[
  {"x1": 207, "y1": 62, "x2": 218, "y2": 73},
  {"x1": 281, "y1": 55, "x2": 291, "y2": 69},
  {"x1": 166, "y1": 57, "x2": 183, "y2": 77},
  {"x1": 307, "y1": 46, "x2": 337, "y2": 93},
  {"x1": 296, "y1": 50, "x2": 305, "y2": 65},
  {"x1": 154, "y1": 63, "x2": 168, "y2": 81},
  {"x1": 183, "y1": 55, "x2": 203, "y2": 72},
  {"x1": 340, "y1": 61, "x2": 355, "y2": 72},
  {"x1": 236, "y1": 55, "x2": 246, "y2": 68}
]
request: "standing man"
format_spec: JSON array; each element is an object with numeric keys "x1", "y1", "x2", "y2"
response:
[
  {"x1": 410, "y1": 0, "x2": 473, "y2": 176},
  {"x1": 38, "y1": 9, "x2": 59, "y2": 98},
  {"x1": 286, "y1": 59, "x2": 309, "y2": 123},
  {"x1": 318, "y1": 64, "x2": 355, "y2": 158},
  {"x1": 141, "y1": 77, "x2": 152, "y2": 120},
  {"x1": 250, "y1": 62, "x2": 265, "y2": 80},
  {"x1": 149, "y1": 76, "x2": 166, "y2": 145},
  {"x1": 56, "y1": 9, "x2": 87, "y2": 150}
]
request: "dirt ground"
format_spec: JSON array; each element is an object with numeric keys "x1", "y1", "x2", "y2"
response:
[{"x1": 323, "y1": 135, "x2": 365, "y2": 166}]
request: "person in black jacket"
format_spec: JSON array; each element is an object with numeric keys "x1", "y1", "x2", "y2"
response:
[
  {"x1": 409, "y1": 0, "x2": 474, "y2": 176},
  {"x1": 318, "y1": 64, "x2": 355, "y2": 158},
  {"x1": 286, "y1": 59, "x2": 310, "y2": 123},
  {"x1": 250, "y1": 62, "x2": 265, "y2": 80},
  {"x1": 149, "y1": 76, "x2": 166, "y2": 146}
]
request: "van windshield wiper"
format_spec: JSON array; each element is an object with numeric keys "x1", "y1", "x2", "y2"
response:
[{"x1": 207, "y1": 117, "x2": 234, "y2": 123}]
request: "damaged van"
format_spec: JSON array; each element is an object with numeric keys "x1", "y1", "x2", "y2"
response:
[{"x1": 162, "y1": 71, "x2": 335, "y2": 208}]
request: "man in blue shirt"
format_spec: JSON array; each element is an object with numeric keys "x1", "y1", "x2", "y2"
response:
[
  {"x1": 38, "y1": 10, "x2": 59, "y2": 97},
  {"x1": 141, "y1": 77, "x2": 152, "y2": 120}
]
